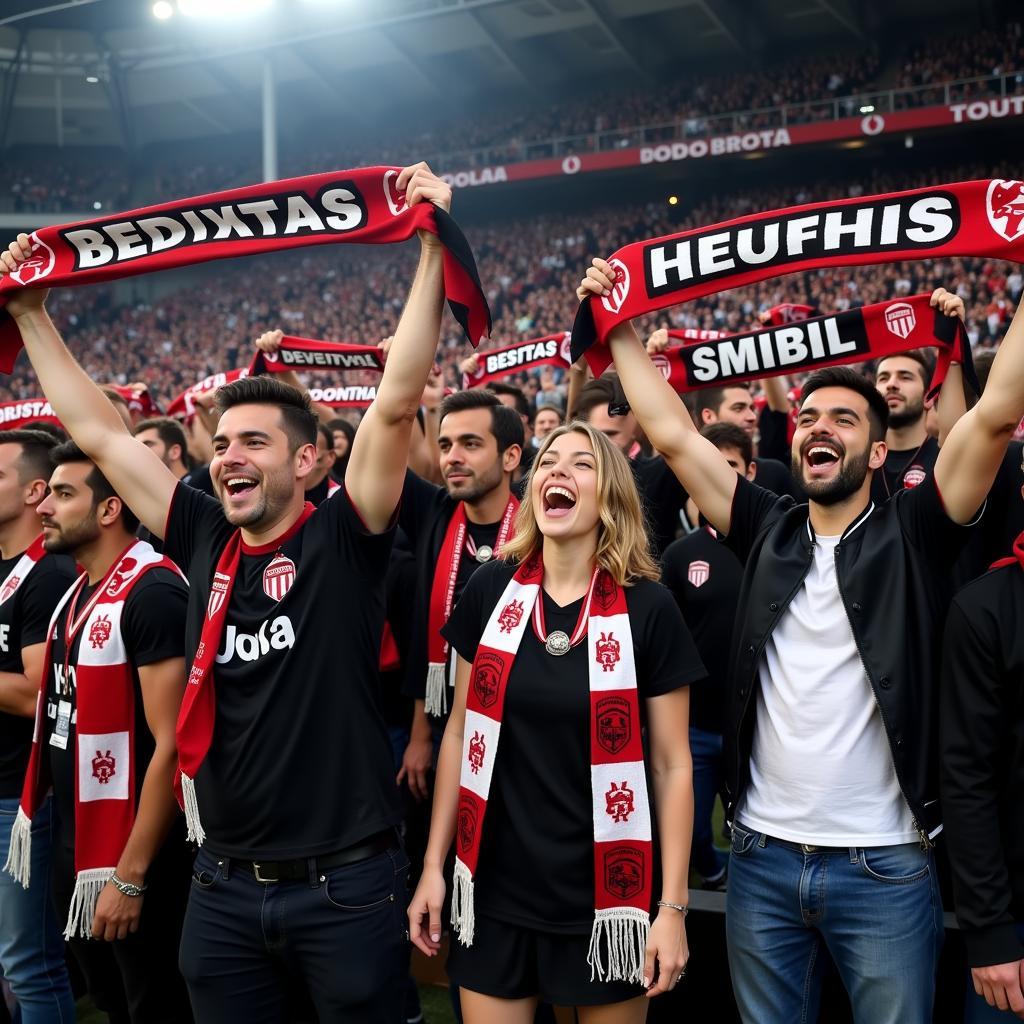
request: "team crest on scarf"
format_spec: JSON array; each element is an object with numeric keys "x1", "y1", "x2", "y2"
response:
[
  {"x1": 884, "y1": 302, "x2": 917, "y2": 340},
  {"x1": 596, "y1": 696, "x2": 631, "y2": 755},
  {"x1": 600, "y1": 258, "x2": 631, "y2": 315},
  {"x1": 472, "y1": 652, "x2": 503, "y2": 708},
  {"x1": 687, "y1": 559, "x2": 710, "y2": 588},
  {"x1": 105, "y1": 557, "x2": 139, "y2": 597},
  {"x1": 0, "y1": 575, "x2": 19, "y2": 603},
  {"x1": 986, "y1": 180, "x2": 1024, "y2": 243},
  {"x1": 468, "y1": 732, "x2": 486, "y2": 775},
  {"x1": 207, "y1": 572, "x2": 230, "y2": 618},
  {"x1": 262, "y1": 554, "x2": 296, "y2": 602},
  {"x1": 595, "y1": 631, "x2": 621, "y2": 672},
  {"x1": 497, "y1": 599, "x2": 524, "y2": 634},
  {"x1": 91, "y1": 750, "x2": 116, "y2": 784},
  {"x1": 89, "y1": 615, "x2": 112, "y2": 649},
  {"x1": 457, "y1": 793, "x2": 478, "y2": 854},
  {"x1": 604, "y1": 846, "x2": 644, "y2": 900}
]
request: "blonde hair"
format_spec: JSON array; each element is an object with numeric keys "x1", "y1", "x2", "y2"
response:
[{"x1": 501, "y1": 421, "x2": 660, "y2": 585}]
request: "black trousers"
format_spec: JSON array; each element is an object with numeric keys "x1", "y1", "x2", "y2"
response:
[
  {"x1": 179, "y1": 844, "x2": 411, "y2": 1024},
  {"x1": 51, "y1": 826, "x2": 193, "y2": 1024}
]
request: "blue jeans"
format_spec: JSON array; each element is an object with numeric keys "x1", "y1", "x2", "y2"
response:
[
  {"x1": 0, "y1": 797, "x2": 74, "y2": 1024},
  {"x1": 689, "y1": 727, "x2": 726, "y2": 881},
  {"x1": 725, "y1": 824, "x2": 943, "y2": 1024},
  {"x1": 963, "y1": 923, "x2": 1024, "y2": 1023},
  {"x1": 179, "y1": 844, "x2": 410, "y2": 1024}
]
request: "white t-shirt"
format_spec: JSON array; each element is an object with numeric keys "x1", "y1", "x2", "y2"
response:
[{"x1": 737, "y1": 531, "x2": 918, "y2": 846}]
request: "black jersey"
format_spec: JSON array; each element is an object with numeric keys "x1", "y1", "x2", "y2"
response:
[
  {"x1": 631, "y1": 454, "x2": 687, "y2": 557},
  {"x1": 870, "y1": 435, "x2": 940, "y2": 504},
  {"x1": 164, "y1": 482, "x2": 401, "y2": 860},
  {"x1": 0, "y1": 551, "x2": 76, "y2": 798},
  {"x1": 661, "y1": 527, "x2": 743, "y2": 735},
  {"x1": 443, "y1": 559, "x2": 705, "y2": 932},
  {"x1": 44, "y1": 567, "x2": 187, "y2": 849}
]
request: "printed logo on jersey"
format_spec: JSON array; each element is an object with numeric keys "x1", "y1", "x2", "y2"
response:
[
  {"x1": 0, "y1": 574, "x2": 20, "y2": 603},
  {"x1": 902, "y1": 464, "x2": 927, "y2": 489},
  {"x1": 884, "y1": 301, "x2": 917, "y2": 340},
  {"x1": 986, "y1": 179, "x2": 1024, "y2": 243},
  {"x1": 216, "y1": 615, "x2": 295, "y2": 664},
  {"x1": 603, "y1": 845, "x2": 644, "y2": 901},
  {"x1": 208, "y1": 572, "x2": 230, "y2": 619},
  {"x1": 600, "y1": 258, "x2": 631, "y2": 315},
  {"x1": 687, "y1": 559, "x2": 710, "y2": 588},
  {"x1": 595, "y1": 631, "x2": 621, "y2": 672},
  {"x1": 262, "y1": 554, "x2": 297, "y2": 602}
]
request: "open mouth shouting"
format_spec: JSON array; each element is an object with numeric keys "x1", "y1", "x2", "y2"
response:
[
  {"x1": 803, "y1": 441, "x2": 843, "y2": 478},
  {"x1": 543, "y1": 484, "x2": 577, "y2": 519},
  {"x1": 223, "y1": 474, "x2": 260, "y2": 503}
]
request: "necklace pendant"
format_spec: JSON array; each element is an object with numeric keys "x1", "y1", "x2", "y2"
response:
[
  {"x1": 474, "y1": 545, "x2": 493, "y2": 564},
  {"x1": 544, "y1": 630, "x2": 571, "y2": 656}
]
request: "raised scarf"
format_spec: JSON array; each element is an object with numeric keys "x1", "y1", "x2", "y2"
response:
[
  {"x1": 308, "y1": 385, "x2": 377, "y2": 409},
  {"x1": 645, "y1": 294, "x2": 975, "y2": 399},
  {"x1": 5, "y1": 541, "x2": 180, "y2": 938},
  {"x1": 571, "y1": 178, "x2": 1024, "y2": 364},
  {"x1": 0, "y1": 398, "x2": 61, "y2": 430},
  {"x1": 0, "y1": 165, "x2": 491, "y2": 373},
  {"x1": 166, "y1": 368, "x2": 248, "y2": 419},
  {"x1": 425, "y1": 497, "x2": 518, "y2": 716},
  {"x1": 175, "y1": 504, "x2": 315, "y2": 844},
  {"x1": 249, "y1": 334, "x2": 386, "y2": 375},
  {"x1": 462, "y1": 332, "x2": 572, "y2": 388},
  {"x1": 109, "y1": 384, "x2": 161, "y2": 418},
  {"x1": 452, "y1": 556, "x2": 651, "y2": 984}
]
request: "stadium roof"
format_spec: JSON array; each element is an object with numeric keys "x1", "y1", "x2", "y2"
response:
[{"x1": 0, "y1": 0, "x2": 991, "y2": 147}]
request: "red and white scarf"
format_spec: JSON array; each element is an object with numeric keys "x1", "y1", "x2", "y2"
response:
[
  {"x1": 175, "y1": 505, "x2": 315, "y2": 844},
  {"x1": 425, "y1": 497, "x2": 518, "y2": 716},
  {"x1": 0, "y1": 535, "x2": 46, "y2": 608},
  {"x1": 0, "y1": 165, "x2": 492, "y2": 373},
  {"x1": 452, "y1": 555, "x2": 651, "y2": 984},
  {"x1": 0, "y1": 398, "x2": 61, "y2": 431},
  {"x1": 571, "y1": 178, "x2": 1024, "y2": 364},
  {"x1": 5, "y1": 541, "x2": 182, "y2": 939},
  {"x1": 645, "y1": 294, "x2": 975, "y2": 399}
]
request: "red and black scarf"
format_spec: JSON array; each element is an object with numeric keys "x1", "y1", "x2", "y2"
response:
[
  {"x1": 249, "y1": 335, "x2": 386, "y2": 376},
  {"x1": 0, "y1": 166, "x2": 491, "y2": 372},
  {"x1": 462, "y1": 332, "x2": 572, "y2": 388},
  {"x1": 165, "y1": 369, "x2": 249, "y2": 419},
  {"x1": 572, "y1": 178, "x2": 1024, "y2": 366}
]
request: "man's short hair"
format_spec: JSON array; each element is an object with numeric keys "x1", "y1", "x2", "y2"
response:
[
  {"x1": 134, "y1": 417, "x2": 188, "y2": 461},
  {"x1": 21, "y1": 421, "x2": 67, "y2": 443},
  {"x1": 99, "y1": 386, "x2": 130, "y2": 413},
  {"x1": 800, "y1": 366, "x2": 890, "y2": 443},
  {"x1": 0, "y1": 429, "x2": 60, "y2": 485},
  {"x1": 439, "y1": 389, "x2": 524, "y2": 454},
  {"x1": 574, "y1": 375, "x2": 618, "y2": 421},
  {"x1": 214, "y1": 376, "x2": 318, "y2": 452},
  {"x1": 972, "y1": 350, "x2": 995, "y2": 394},
  {"x1": 51, "y1": 441, "x2": 139, "y2": 534},
  {"x1": 686, "y1": 386, "x2": 752, "y2": 427},
  {"x1": 317, "y1": 423, "x2": 334, "y2": 451},
  {"x1": 875, "y1": 349, "x2": 934, "y2": 389},
  {"x1": 700, "y1": 422, "x2": 753, "y2": 467},
  {"x1": 535, "y1": 402, "x2": 564, "y2": 422},
  {"x1": 485, "y1": 381, "x2": 531, "y2": 422}
]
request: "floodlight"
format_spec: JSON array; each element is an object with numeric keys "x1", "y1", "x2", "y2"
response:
[
  {"x1": 859, "y1": 104, "x2": 874, "y2": 114},
  {"x1": 177, "y1": 0, "x2": 273, "y2": 16},
  {"x1": 667, "y1": 195, "x2": 679, "y2": 206},
  {"x1": 93, "y1": 202, "x2": 102, "y2": 210},
  {"x1": 85, "y1": 75, "x2": 99, "y2": 83},
  {"x1": 153, "y1": 1, "x2": 174, "y2": 18}
]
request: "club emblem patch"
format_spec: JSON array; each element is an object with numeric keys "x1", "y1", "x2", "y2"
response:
[
  {"x1": 596, "y1": 695, "x2": 631, "y2": 755},
  {"x1": 884, "y1": 302, "x2": 917, "y2": 340},
  {"x1": 604, "y1": 845, "x2": 644, "y2": 901},
  {"x1": 91, "y1": 749, "x2": 116, "y2": 784},
  {"x1": 986, "y1": 179, "x2": 1024, "y2": 243},
  {"x1": 262, "y1": 554, "x2": 296, "y2": 602},
  {"x1": 89, "y1": 614, "x2": 112, "y2": 649},
  {"x1": 687, "y1": 559, "x2": 710, "y2": 588}
]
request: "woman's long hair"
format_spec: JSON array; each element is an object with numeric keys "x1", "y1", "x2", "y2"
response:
[{"x1": 501, "y1": 421, "x2": 660, "y2": 585}]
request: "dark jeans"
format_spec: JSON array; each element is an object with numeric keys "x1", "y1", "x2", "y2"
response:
[
  {"x1": 690, "y1": 726, "x2": 727, "y2": 881},
  {"x1": 51, "y1": 834, "x2": 193, "y2": 1024},
  {"x1": 179, "y1": 844, "x2": 411, "y2": 1024}
]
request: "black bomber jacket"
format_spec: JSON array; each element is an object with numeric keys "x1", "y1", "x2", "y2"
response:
[{"x1": 722, "y1": 472, "x2": 978, "y2": 843}]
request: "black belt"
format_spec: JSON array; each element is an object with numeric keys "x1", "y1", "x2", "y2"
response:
[
  {"x1": 765, "y1": 835, "x2": 851, "y2": 855},
  {"x1": 232, "y1": 830, "x2": 396, "y2": 884}
]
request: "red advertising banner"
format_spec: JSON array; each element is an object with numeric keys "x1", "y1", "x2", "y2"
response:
[{"x1": 440, "y1": 97, "x2": 1024, "y2": 190}]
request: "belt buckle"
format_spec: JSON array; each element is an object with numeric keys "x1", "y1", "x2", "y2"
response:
[{"x1": 252, "y1": 862, "x2": 279, "y2": 884}]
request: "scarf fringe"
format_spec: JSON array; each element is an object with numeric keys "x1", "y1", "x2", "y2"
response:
[
  {"x1": 181, "y1": 772, "x2": 206, "y2": 845},
  {"x1": 3, "y1": 807, "x2": 32, "y2": 888},
  {"x1": 63, "y1": 868, "x2": 113, "y2": 940},
  {"x1": 425, "y1": 662, "x2": 448, "y2": 717},
  {"x1": 450, "y1": 858, "x2": 475, "y2": 946},
  {"x1": 587, "y1": 907, "x2": 651, "y2": 984}
]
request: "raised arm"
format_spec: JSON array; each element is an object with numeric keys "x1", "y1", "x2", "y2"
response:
[
  {"x1": 934, "y1": 287, "x2": 1024, "y2": 523},
  {"x1": 0, "y1": 238, "x2": 176, "y2": 537},
  {"x1": 578, "y1": 258, "x2": 738, "y2": 533},
  {"x1": 344, "y1": 163, "x2": 449, "y2": 534}
]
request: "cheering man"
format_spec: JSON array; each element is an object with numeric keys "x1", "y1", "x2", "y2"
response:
[
  {"x1": 1, "y1": 162, "x2": 456, "y2": 1024},
  {"x1": 580, "y1": 260, "x2": 1024, "y2": 1024},
  {"x1": 398, "y1": 389, "x2": 523, "y2": 801},
  {"x1": 0, "y1": 430, "x2": 76, "y2": 1023}
]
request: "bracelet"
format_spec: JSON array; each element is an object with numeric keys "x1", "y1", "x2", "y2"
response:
[
  {"x1": 109, "y1": 873, "x2": 147, "y2": 897},
  {"x1": 656, "y1": 899, "x2": 688, "y2": 915}
]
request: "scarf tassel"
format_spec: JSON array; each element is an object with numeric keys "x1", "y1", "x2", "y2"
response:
[
  {"x1": 587, "y1": 907, "x2": 651, "y2": 984},
  {"x1": 181, "y1": 772, "x2": 206, "y2": 845},
  {"x1": 3, "y1": 807, "x2": 32, "y2": 888},
  {"x1": 63, "y1": 868, "x2": 114, "y2": 940},
  {"x1": 450, "y1": 858, "x2": 475, "y2": 946},
  {"x1": 425, "y1": 662, "x2": 448, "y2": 717}
]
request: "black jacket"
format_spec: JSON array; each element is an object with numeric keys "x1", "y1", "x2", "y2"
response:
[
  {"x1": 940, "y1": 562, "x2": 1024, "y2": 967},
  {"x1": 722, "y1": 472, "x2": 977, "y2": 842}
]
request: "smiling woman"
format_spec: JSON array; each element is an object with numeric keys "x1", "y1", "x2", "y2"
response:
[{"x1": 408, "y1": 419, "x2": 704, "y2": 1023}]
